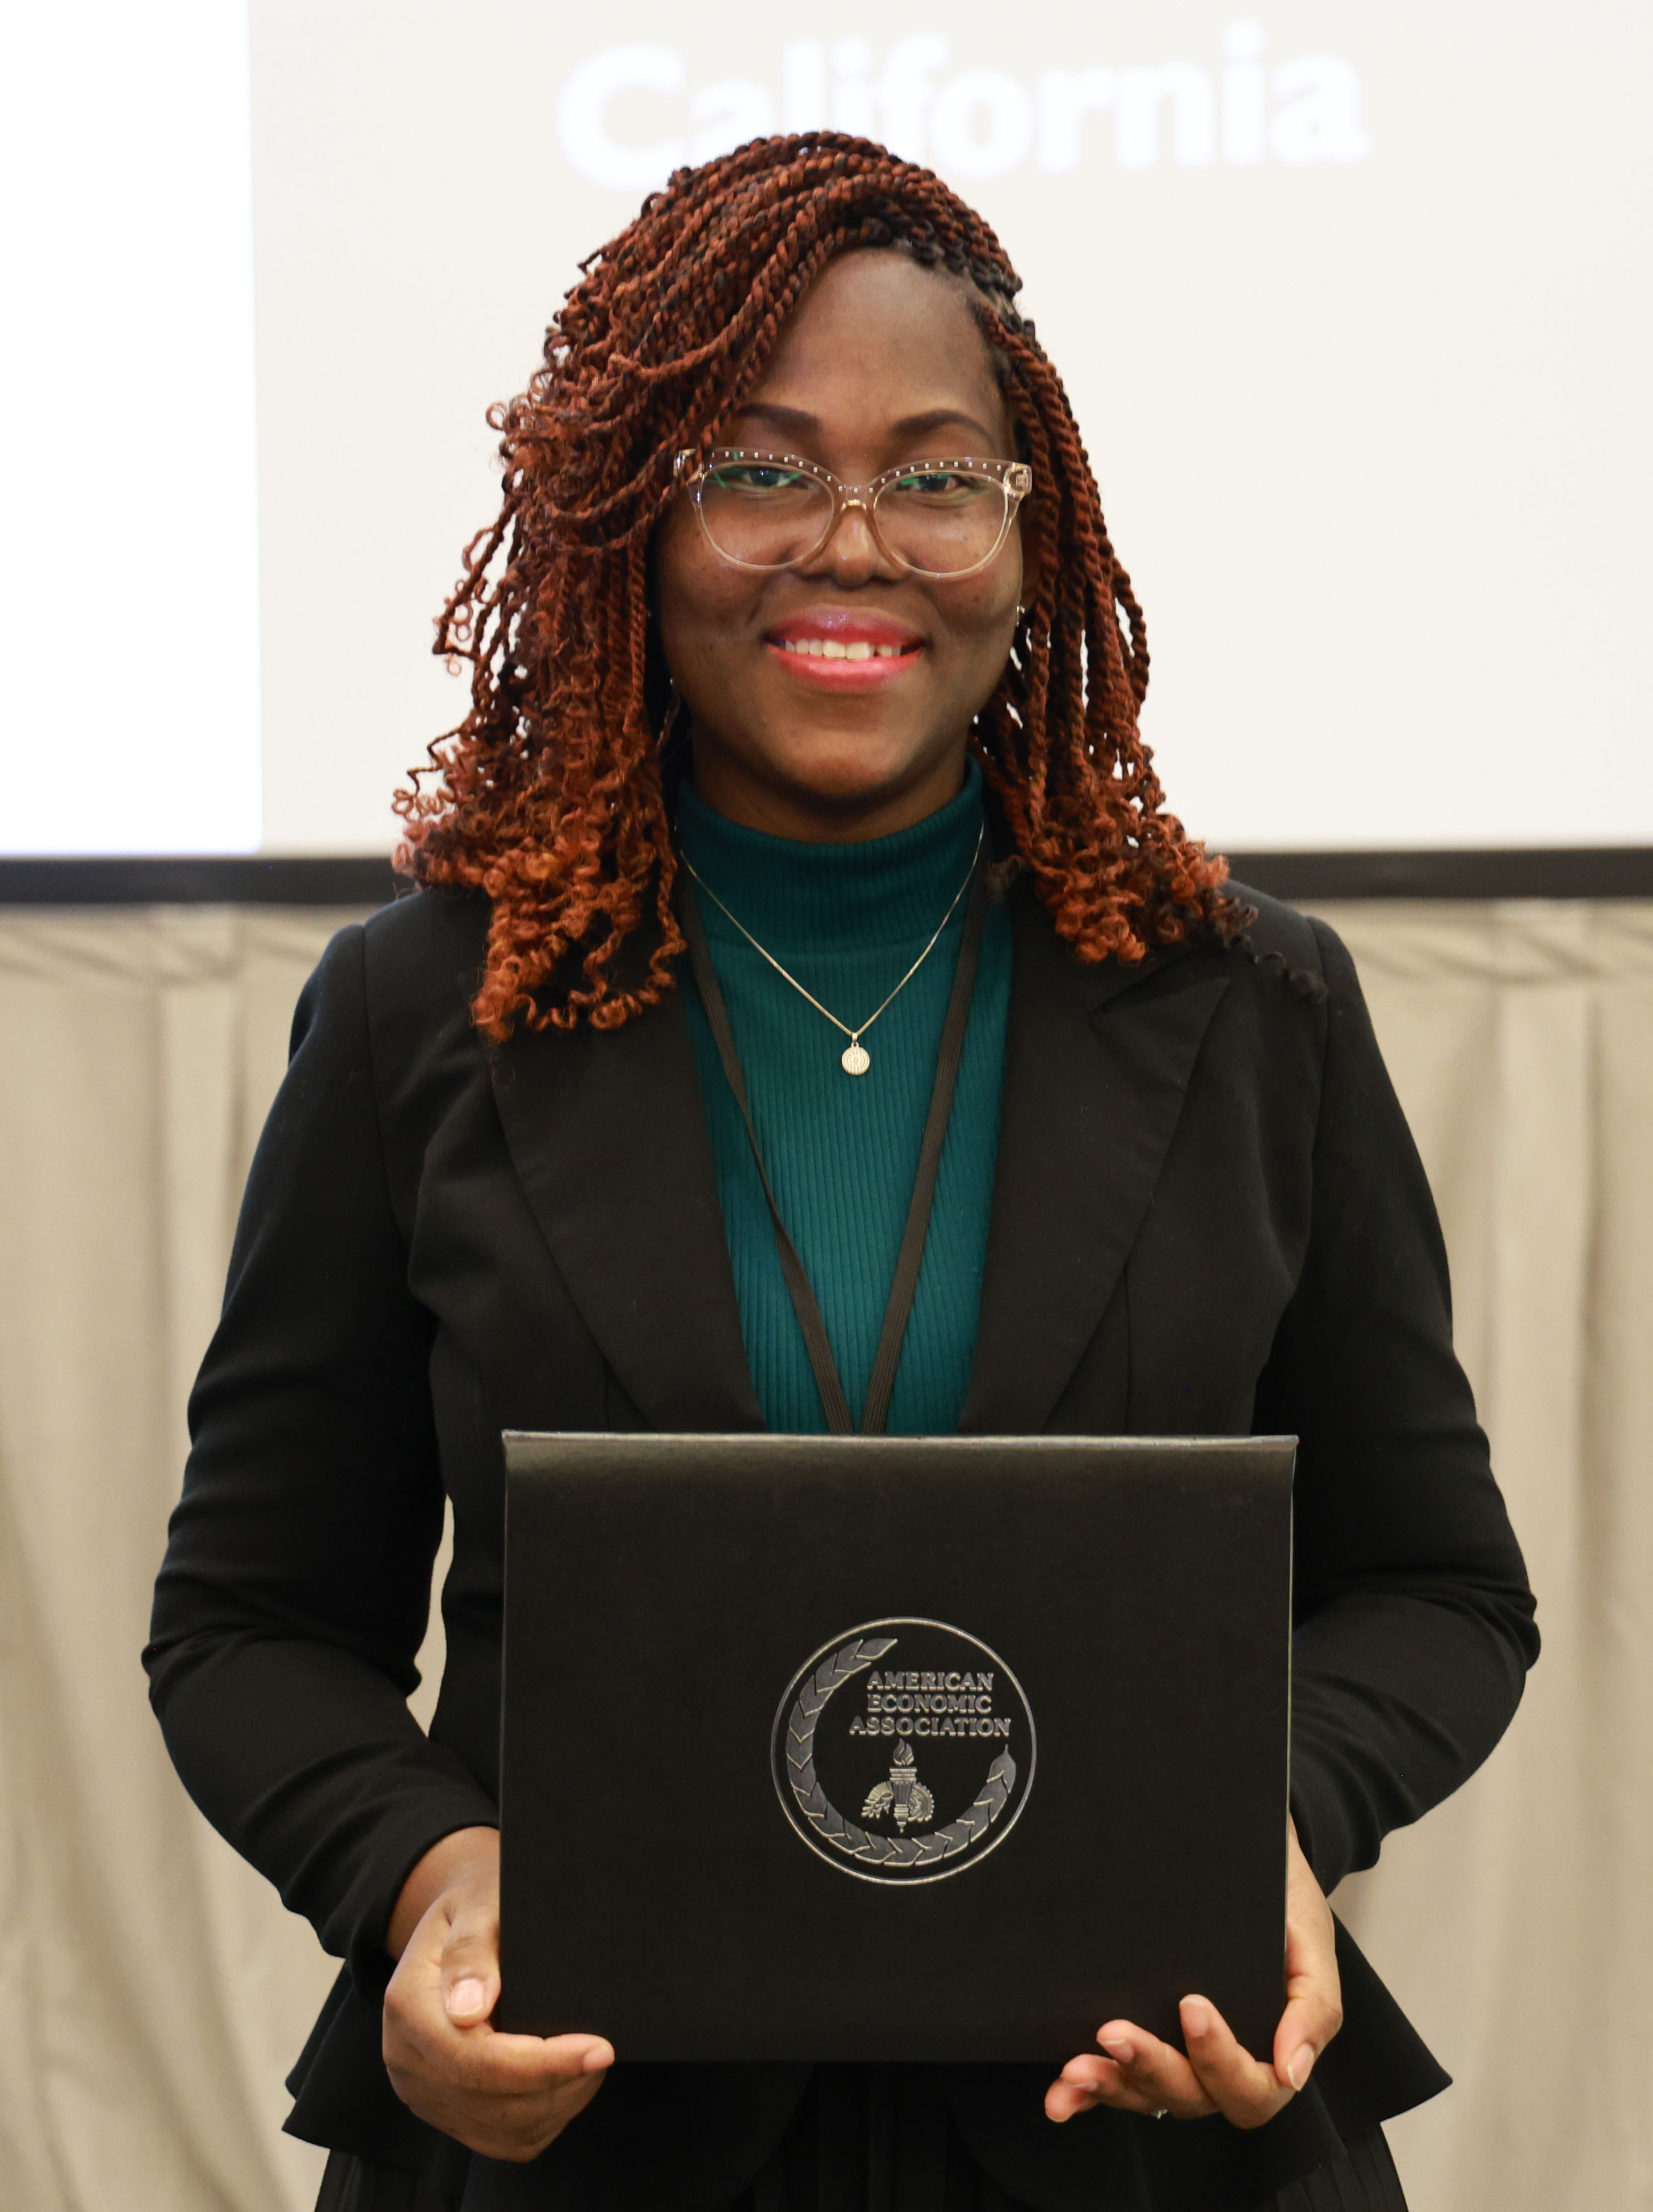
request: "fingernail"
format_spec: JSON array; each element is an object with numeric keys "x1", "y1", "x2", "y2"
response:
[
  {"x1": 582, "y1": 2042, "x2": 614, "y2": 2072},
  {"x1": 1181, "y1": 1996, "x2": 1213, "y2": 2038},
  {"x1": 447, "y1": 1978, "x2": 486, "y2": 2017},
  {"x1": 1100, "y1": 2038, "x2": 1134, "y2": 2062},
  {"x1": 1287, "y1": 2043, "x2": 1316, "y2": 2091}
]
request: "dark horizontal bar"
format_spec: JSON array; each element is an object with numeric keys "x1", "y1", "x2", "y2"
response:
[
  {"x1": 1224, "y1": 848, "x2": 1653, "y2": 900},
  {"x1": 1, "y1": 848, "x2": 1651, "y2": 906},
  {"x1": 0, "y1": 856, "x2": 402, "y2": 905}
]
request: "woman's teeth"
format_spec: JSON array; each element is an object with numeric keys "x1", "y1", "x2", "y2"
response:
[{"x1": 776, "y1": 637, "x2": 909, "y2": 660}]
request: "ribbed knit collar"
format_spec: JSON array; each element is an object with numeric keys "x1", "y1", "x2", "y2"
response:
[{"x1": 677, "y1": 762, "x2": 985, "y2": 957}]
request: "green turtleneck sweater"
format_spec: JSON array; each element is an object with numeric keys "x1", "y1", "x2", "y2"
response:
[{"x1": 678, "y1": 766, "x2": 1012, "y2": 1435}]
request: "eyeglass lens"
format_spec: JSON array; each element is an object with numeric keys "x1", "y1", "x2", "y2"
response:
[{"x1": 697, "y1": 461, "x2": 1011, "y2": 576}]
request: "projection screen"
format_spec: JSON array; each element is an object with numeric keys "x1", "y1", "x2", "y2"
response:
[{"x1": 5, "y1": 0, "x2": 1650, "y2": 855}]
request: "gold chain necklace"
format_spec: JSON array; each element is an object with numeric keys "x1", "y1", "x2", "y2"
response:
[{"x1": 678, "y1": 824, "x2": 984, "y2": 1078}]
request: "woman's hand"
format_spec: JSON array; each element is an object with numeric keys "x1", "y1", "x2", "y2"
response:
[
  {"x1": 1044, "y1": 1818, "x2": 1341, "y2": 2130},
  {"x1": 381, "y1": 1827, "x2": 613, "y2": 2161}
]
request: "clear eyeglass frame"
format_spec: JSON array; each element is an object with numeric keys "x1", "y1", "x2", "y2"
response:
[{"x1": 672, "y1": 447, "x2": 1034, "y2": 580}]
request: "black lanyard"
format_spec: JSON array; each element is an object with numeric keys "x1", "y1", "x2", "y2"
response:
[{"x1": 678, "y1": 843, "x2": 992, "y2": 1436}]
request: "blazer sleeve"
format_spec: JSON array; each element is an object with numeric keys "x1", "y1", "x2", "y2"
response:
[
  {"x1": 1253, "y1": 918, "x2": 1539, "y2": 1896},
  {"x1": 144, "y1": 922, "x2": 498, "y2": 1999}
]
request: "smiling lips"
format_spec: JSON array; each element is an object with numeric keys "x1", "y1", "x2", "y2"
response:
[
  {"x1": 780, "y1": 635, "x2": 908, "y2": 661},
  {"x1": 765, "y1": 610, "x2": 925, "y2": 690}
]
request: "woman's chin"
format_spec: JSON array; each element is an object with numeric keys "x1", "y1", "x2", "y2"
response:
[
  {"x1": 771, "y1": 755, "x2": 960, "y2": 827},
  {"x1": 689, "y1": 718, "x2": 971, "y2": 837}
]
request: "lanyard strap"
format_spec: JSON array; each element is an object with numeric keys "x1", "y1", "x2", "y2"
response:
[{"x1": 678, "y1": 844, "x2": 992, "y2": 1436}]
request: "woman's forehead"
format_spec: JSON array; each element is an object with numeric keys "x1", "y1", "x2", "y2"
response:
[{"x1": 732, "y1": 249, "x2": 1009, "y2": 446}]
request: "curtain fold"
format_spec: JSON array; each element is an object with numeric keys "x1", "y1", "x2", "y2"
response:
[{"x1": 0, "y1": 899, "x2": 1646, "y2": 2212}]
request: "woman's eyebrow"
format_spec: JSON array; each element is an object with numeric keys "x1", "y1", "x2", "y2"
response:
[{"x1": 729, "y1": 400, "x2": 1006, "y2": 450}]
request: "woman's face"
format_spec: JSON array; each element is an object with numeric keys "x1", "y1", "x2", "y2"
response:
[{"x1": 655, "y1": 249, "x2": 1026, "y2": 841}]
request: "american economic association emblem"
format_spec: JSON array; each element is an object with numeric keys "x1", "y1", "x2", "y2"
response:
[{"x1": 771, "y1": 1619, "x2": 1035, "y2": 1883}]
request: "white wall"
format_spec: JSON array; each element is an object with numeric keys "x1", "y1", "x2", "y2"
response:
[{"x1": 0, "y1": 0, "x2": 261, "y2": 854}]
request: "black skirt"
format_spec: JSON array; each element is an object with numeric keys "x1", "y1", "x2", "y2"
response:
[{"x1": 316, "y1": 2065, "x2": 1409, "y2": 2212}]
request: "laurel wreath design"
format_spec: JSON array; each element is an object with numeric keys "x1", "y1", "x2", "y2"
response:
[{"x1": 782, "y1": 1635, "x2": 1020, "y2": 1872}]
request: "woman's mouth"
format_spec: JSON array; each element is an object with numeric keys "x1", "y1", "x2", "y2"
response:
[
  {"x1": 775, "y1": 636, "x2": 909, "y2": 661},
  {"x1": 764, "y1": 611, "x2": 925, "y2": 690}
]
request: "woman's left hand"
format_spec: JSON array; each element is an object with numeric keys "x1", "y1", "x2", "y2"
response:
[{"x1": 1044, "y1": 1818, "x2": 1342, "y2": 2130}]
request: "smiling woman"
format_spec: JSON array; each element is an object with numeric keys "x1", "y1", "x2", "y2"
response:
[
  {"x1": 395, "y1": 140, "x2": 1238, "y2": 1037},
  {"x1": 145, "y1": 133, "x2": 1535, "y2": 2212}
]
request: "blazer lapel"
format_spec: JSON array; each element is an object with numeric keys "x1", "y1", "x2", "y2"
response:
[
  {"x1": 490, "y1": 975, "x2": 765, "y2": 1432},
  {"x1": 960, "y1": 891, "x2": 1229, "y2": 1435}
]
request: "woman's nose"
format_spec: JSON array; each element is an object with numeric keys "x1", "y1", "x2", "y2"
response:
[{"x1": 800, "y1": 495, "x2": 904, "y2": 586}]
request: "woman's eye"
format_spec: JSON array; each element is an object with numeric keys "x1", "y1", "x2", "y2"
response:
[
  {"x1": 891, "y1": 471, "x2": 988, "y2": 499},
  {"x1": 709, "y1": 465, "x2": 807, "y2": 493}
]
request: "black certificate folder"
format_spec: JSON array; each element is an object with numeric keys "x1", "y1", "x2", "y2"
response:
[{"x1": 499, "y1": 1432, "x2": 1294, "y2": 2064}]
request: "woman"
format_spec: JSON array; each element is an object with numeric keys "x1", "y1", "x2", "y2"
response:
[{"x1": 146, "y1": 136, "x2": 1537, "y2": 2212}]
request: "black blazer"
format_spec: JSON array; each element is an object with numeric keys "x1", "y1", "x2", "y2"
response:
[{"x1": 145, "y1": 878, "x2": 1537, "y2": 2212}]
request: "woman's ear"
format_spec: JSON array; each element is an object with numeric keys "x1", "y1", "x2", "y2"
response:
[
  {"x1": 643, "y1": 613, "x2": 694, "y2": 795},
  {"x1": 1014, "y1": 471, "x2": 1051, "y2": 618},
  {"x1": 640, "y1": 541, "x2": 680, "y2": 747}
]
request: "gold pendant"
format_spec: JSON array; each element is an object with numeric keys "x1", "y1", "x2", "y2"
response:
[{"x1": 840, "y1": 1041, "x2": 871, "y2": 1077}]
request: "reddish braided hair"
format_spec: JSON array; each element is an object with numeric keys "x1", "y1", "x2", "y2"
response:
[{"x1": 396, "y1": 133, "x2": 1243, "y2": 1039}]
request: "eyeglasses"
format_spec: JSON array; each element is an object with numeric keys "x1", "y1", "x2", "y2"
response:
[{"x1": 672, "y1": 449, "x2": 1033, "y2": 580}]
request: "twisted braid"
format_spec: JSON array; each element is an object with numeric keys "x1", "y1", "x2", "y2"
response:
[{"x1": 396, "y1": 133, "x2": 1242, "y2": 1038}]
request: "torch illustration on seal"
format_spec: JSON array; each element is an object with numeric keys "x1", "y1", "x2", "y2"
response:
[{"x1": 861, "y1": 1739, "x2": 936, "y2": 1832}]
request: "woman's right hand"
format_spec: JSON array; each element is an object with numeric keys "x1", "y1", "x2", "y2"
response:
[{"x1": 382, "y1": 1826, "x2": 613, "y2": 2161}]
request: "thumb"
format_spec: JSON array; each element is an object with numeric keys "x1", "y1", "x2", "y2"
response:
[
  {"x1": 440, "y1": 1900, "x2": 502, "y2": 2027},
  {"x1": 1274, "y1": 1891, "x2": 1341, "y2": 2092}
]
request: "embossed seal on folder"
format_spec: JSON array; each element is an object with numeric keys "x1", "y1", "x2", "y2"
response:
[{"x1": 772, "y1": 1619, "x2": 1035, "y2": 1883}]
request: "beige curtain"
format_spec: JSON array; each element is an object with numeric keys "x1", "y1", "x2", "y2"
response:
[
  {"x1": 0, "y1": 899, "x2": 1647, "y2": 2212},
  {"x1": 1309, "y1": 902, "x2": 1653, "y2": 2212}
]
